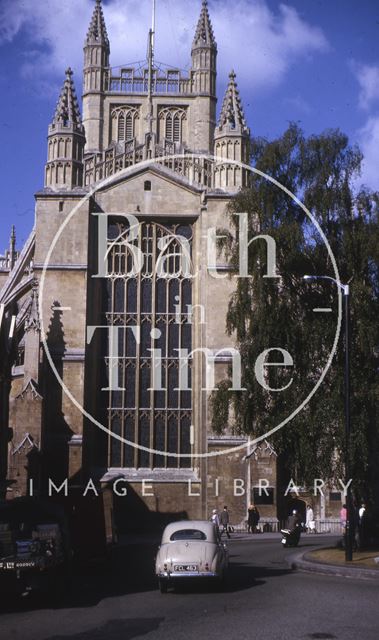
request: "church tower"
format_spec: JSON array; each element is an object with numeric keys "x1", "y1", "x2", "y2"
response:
[
  {"x1": 45, "y1": 68, "x2": 85, "y2": 190},
  {"x1": 82, "y1": 0, "x2": 110, "y2": 154},
  {"x1": 191, "y1": 0, "x2": 217, "y2": 153},
  {"x1": 214, "y1": 70, "x2": 250, "y2": 190}
]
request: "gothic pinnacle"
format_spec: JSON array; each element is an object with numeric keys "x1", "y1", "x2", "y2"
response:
[
  {"x1": 52, "y1": 68, "x2": 82, "y2": 127},
  {"x1": 86, "y1": 0, "x2": 109, "y2": 47},
  {"x1": 193, "y1": 0, "x2": 216, "y2": 49},
  {"x1": 218, "y1": 70, "x2": 249, "y2": 133}
]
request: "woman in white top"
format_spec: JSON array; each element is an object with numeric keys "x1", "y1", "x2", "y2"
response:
[{"x1": 306, "y1": 504, "x2": 316, "y2": 533}]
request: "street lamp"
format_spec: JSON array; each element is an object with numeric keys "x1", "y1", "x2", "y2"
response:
[{"x1": 303, "y1": 275, "x2": 353, "y2": 562}]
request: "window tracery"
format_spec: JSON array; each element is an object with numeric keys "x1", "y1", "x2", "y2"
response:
[
  {"x1": 111, "y1": 106, "x2": 139, "y2": 142},
  {"x1": 103, "y1": 219, "x2": 194, "y2": 469}
]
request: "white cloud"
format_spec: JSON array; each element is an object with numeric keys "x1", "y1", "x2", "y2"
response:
[
  {"x1": 0, "y1": 0, "x2": 329, "y2": 99},
  {"x1": 356, "y1": 115, "x2": 379, "y2": 190},
  {"x1": 351, "y1": 61, "x2": 379, "y2": 110}
]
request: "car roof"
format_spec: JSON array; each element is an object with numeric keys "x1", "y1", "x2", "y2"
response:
[{"x1": 161, "y1": 520, "x2": 216, "y2": 543}]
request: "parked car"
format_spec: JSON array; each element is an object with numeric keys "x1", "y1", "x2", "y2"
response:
[
  {"x1": 0, "y1": 497, "x2": 72, "y2": 598},
  {"x1": 155, "y1": 520, "x2": 229, "y2": 593}
]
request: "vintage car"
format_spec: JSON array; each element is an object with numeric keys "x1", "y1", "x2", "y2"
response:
[
  {"x1": 0, "y1": 497, "x2": 72, "y2": 598},
  {"x1": 155, "y1": 520, "x2": 229, "y2": 592}
]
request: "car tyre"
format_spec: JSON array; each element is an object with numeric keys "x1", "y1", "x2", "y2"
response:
[{"x1": 159, "y1": 578, "x2": 168, "y2": 593}]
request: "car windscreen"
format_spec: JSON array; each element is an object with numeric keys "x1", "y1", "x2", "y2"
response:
[{"x1": 170, "y1": 529, "x2": 207, "y2": 541}]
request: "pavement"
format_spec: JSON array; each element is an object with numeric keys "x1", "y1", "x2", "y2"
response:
[{"x1": 287, "y1": 545, "x2": 379, "y2": 581}]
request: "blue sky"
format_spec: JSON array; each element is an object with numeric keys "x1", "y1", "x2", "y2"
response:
[{"x1": 0, "y1": 0, "x2": 378, "y2": 253}]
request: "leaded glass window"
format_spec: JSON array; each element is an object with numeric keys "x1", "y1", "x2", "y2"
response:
[{"x1": 103, "y1": 219, "x2": 193, "y2": 469}]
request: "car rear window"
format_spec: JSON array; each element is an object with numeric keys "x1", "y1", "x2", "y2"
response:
[{"x1": 170, "y1": 529, "x2": 207, "y2": 541}]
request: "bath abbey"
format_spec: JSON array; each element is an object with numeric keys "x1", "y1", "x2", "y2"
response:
[{"x1": 0, "y1": 0, "x2": 342, "y2": 530}]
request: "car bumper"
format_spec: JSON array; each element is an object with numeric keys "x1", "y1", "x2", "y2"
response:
[{"x1": 157, "y1": 571, "x2": 220, "y2": 578}]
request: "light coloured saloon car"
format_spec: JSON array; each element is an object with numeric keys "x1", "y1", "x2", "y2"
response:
[{"x1": 155, "y1": 520, "x2": 229, "y2": 592}]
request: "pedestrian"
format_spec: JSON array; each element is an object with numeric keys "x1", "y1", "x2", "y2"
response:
[
  {"x1": 340, "y1": 503, "x2": 347, "y2": 534},
  {"x1": 247, "y1": 504, "x2": 254, "y2": 533},
  {"x1": 358, "y1": 502, "x2": 367, "y2": 549},
  {"x1": 359, "y1": 502, "x2": 366, "y2": 523},
  {"x1": 211, "y1": 508, "x2": 220, "y2": 529},
  {"x1": 252, "y1": 505, "x2": 260, "y2": 533},
  {"x1": 220, "y1": 505, "x2": 231, "y2": 539},
  {"x1": 305, "y1": 504, "x2": 316, "y2": 534}
]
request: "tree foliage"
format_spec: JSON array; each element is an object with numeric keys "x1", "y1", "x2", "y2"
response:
[{"x1": 211, "y1": 124, "x2": 379, "y2": 493}]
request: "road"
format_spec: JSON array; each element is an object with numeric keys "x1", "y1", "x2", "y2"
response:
[{"x1": 0, "y1": 534, "x2": 378, "y2": 640}]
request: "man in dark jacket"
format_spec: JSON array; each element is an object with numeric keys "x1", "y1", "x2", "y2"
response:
[
  {"x1": 286, "y1": 509, "x2": 301, "y2": 543},
  {"x1": 220, "y1": 506, "x2": 231, "y2": 539}
]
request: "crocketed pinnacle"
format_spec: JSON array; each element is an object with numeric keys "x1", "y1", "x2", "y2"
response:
[
  {"x1": 192, "y1": 0, "x2": 217, "y2": 49},
  {"x1": 52, "y1": 68, "x2": 82, "y2": 127},
  {"x1": 86, "y1": 0, "x2": 109, "y2": 46},
  {"x1": 25, "y1": 281, "x2": 40, "y2": 333},
  {"x1": 218, "y1": 70, "x2": 249, "y2": 133}
]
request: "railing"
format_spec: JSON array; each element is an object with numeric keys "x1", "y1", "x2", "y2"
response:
[
  {"x1": 232, "y1": 518, "x2": 343, "y2": 535},
  {"x1": 84, "y1": 141, "x2": 216, "y2": 189},
  {"x1": 106, "y1": 69, "x2": 193, "y2": 95}
]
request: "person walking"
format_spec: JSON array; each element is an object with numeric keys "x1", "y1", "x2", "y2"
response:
[
  {"x1": 358, "y1": 502, "x2": 367, "y2": 549},
  {"x1": 220, "y1": 506, "x2": 231, "y2": 539},
  {"x1": 247, "y1": 504, "x2": 254, "y2": 533},
  {"x1": 305, "y1": 504, "x2": 316, "y2": 534},
  {"x1": 340, "y1": 503, "x2": 347, "y2": 534},
  {"x1": 251, "y1": 505, "x2": 260, "y2": 533},
  {"x1": 211, "y1": 508, "x2": 220, "y2": 529}
]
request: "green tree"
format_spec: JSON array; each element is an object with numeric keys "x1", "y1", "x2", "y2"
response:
[{"x1": 211, "y1": 124, "x2": 379, "y2": 495}]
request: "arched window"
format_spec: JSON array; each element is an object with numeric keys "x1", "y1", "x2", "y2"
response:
[
  {"x1": 159, "y1": 107, "x2": 187, "y2": 144},
  {"x1": 112, "y1": 106, "x2": 139, "y2": 142},
  {"x1": 102, "y1": 219, "x2": 194, "y2": 469}
]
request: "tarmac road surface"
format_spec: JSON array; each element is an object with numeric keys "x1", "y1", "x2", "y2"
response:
[{"x1": 0, "y1": 533, "x2": 378, "y2": 640}]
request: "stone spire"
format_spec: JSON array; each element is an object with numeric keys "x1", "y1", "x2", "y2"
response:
[
  {"x1": 86, "y1": 0, "x2": 109, "y2": 47},
  {"x1": 45, "y1": 69, "x2": 85, "y2": 190},
  {"x1": 217, "y1": 70, "x2": 249, "y2": 134},
  {"x1": 83, "y1": 0, "x2": 110, "y2": 152},
  {"x1": 192, "y1": 0, "x2": 217, "y2": 50},
  {"x1": 214, "y1": 70, "x2": 250, "y2": 191},
  {"x1": 52, "y1": 68, "x2": 82, "y2": 127},
  {"x1": 191, "y1": 0, "x2": 217, "y2": 116},
  {"x1": 9, "y1": 225, "x2": 16, "y2": 270}
]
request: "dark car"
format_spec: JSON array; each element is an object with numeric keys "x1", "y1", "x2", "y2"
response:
[{"x1": 0, "y1": 497, "x2": 72, "y2": 597}]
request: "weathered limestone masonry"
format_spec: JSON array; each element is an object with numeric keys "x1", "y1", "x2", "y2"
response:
[{"x1": 0, "y1": 0, "x2": 278, "y2": 528}]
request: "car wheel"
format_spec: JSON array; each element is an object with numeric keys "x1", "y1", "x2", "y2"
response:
[{"x1": 159, "y1": 578, "x2": 168, "y2": 593}]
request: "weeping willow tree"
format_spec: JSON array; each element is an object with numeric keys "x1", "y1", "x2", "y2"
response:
[{"x1": 211, "y1": 123, "x2": 379, "y2": 494}]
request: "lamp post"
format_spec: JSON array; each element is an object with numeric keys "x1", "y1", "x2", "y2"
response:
[{"x1": 303, "y1": 275, "x2": 352, "y2": 561}]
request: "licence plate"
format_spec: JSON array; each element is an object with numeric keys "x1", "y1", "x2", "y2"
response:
[
  {"x1": 0, "y1": 560, "x2": 36, "y2": 570},
  {"x1": 173, "y1": 564, "x2": 198, "y2": 572}
]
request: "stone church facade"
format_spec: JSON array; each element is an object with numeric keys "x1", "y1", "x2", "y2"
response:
[{"x1": 1, "y1": 0, "x2": 342, "y2": 530}]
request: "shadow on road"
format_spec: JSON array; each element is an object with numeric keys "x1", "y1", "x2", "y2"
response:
[
  {"x1": 0, "y1": 538, "x2": 293, "y2": 612},
  {"x1": 44, "y1": 618, "x2": 165, "y2": 640}
]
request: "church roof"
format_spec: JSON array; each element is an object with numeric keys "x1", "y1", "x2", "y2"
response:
[
  {"x1": 52, "y1": 68, "x2": 82, "y2": 127},
  {"x1": 217, "y1": 70, "x2": 249, "y2": 134},
  {"x1": 192, "y1": 0, "x2": 217, "y2": 49},
  {"x1": 86, "y1": 0, "x2": 109, "y2": 47}
]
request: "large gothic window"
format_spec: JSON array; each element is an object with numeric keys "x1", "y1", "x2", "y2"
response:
[{"x1": 103, "y1": 219, "x2": 194, "y2": 469}]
